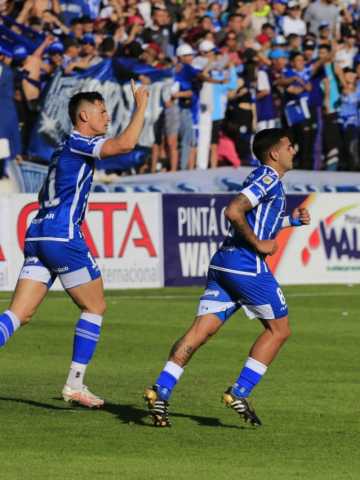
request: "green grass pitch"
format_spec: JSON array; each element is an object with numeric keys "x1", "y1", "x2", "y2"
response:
[{"x1": 0, "y1": 285, "x2": 360, "y2": 480}]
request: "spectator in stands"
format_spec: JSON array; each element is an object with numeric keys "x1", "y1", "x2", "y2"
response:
[
  {"x1": 304, "y1": 0, "x2": 340, "y2": 38},
  {"x1": 256, "y1": 58, "x2": 278, "y2": 131},
  {"x1": 282, "y1": 1, "x2": 306, "y2": 38},
  {"x1": 318, "y1": 44, "x2": 345, "y2": 170},
  {"x1": 338, "y1": 68, "x2": 359, "y2": 170},
  {"x1": 223, "y1": 50, "x2": 257, "y2": 165},
  {"x1": 43, "y1": 41, "x2": 65, "y2": 76},
  {"x1": 287, "y1": 33, "x2": 302, "y2": 53},
  {"x1": 64, "y1": 34, "x2": 102, "y2": 74},
  {"x1": 174, "y1": 44, "x2": 201, "y2": 170},
  {"x1": 335, "y1": 32, "x2": 358, "y2": 69},
  {"x1": 220, "y1": 31, "x2": 242, "y2": 67},
  {"x1": 271, "y1": 0, "x2": 287, "y2": 35},
  {"x1": 142, "y1": 4, "x2": 174, "y2": 58},
  {"x1": 0, "y1": 46, "x2": 21, "y2": 178},
  {"x1": 69, "y1": 18, "x2": 83, "y2": 40},
  {"x1": 216, "y1": 13, "x2": 247, "y2": 49},
  {"x1": 62, "y1": 37, "x2": 80, "y2": 69},
  {"x1": 317, "y1": 21, "x2": 333, "y2": 47},
  {"x1": 282, "y1": 51, "x2": 314, "y2": 169},
  {"x1": 269, "y1": 49, "x2": 289, "y2": 123},
  {"x1": 249, "y1": 0, "x2": 272, "y2": 37},
  {"x1": 208, "y1": 60, "x2": 238, "y2": 168},
  {"x1": 161, "y1": 77, "x2": 180, "y2": 172}
]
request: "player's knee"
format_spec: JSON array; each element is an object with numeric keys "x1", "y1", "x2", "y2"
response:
[
  {"x1": 90, "y1": 298, "x2": 106, "y2": 316},
  {"x1": 277, "y1": 323, "x2": 291, "y2": 343}
]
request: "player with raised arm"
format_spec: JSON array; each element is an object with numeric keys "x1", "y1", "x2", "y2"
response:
[
  {"x1": 145, "y1": 128, "x2": 310, "y2": 427},
  {"x1": 0, "y1": 81, "x2": 148, "y2": 407}
]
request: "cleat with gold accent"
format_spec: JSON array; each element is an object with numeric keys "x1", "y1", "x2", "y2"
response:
[
  {"x1": 223, "y1": 387, "x2": 262, "y2": 426},
  {"x1": 144, "y1": 386, "x2": 171, "y2": 427}
]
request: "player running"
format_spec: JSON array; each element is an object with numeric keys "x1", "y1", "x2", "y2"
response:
[
  {"x1": 0, "y1": 81, "x2": 148, "y2": 407},
  {"x1": 145, "y1": 128, "x2": 310, "y2": 427}
]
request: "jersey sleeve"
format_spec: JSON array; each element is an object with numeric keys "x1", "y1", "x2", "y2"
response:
[
  {"x1": 240, "y1": 171, "x2": 279, "y2": 207},
  {"x1": 69, "y1": 135, "x2": 106, "y2": 160}
]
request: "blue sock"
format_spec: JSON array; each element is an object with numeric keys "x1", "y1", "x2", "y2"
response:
[
  {"x1": 72, "y1": 313, "x2": 102, "y2": 364},
  {"x1": 0, "y1": 310, "x2": 20, "y2": 347},
  {"x1": 232, "y1": 357, "x2": 267, "y2": 398},
  {"x1": 66, "y1": 313, "x2": 102, "y2": 389},
  {"x1": 155, "y1": 361, "x2": 184, "y2": 401}
]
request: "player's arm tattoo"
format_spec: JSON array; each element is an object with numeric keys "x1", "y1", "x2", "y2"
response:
[
  {"x1": 169, "y1": 337, "x2": 194, "y2": 366},
  {"x1": 224, "y1": 194, "x2": 260, "y2": 250}
]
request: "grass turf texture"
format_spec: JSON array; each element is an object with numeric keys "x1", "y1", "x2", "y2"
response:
[{"x1": 0, "y1": 285, "x2": 359, "y2": 480}]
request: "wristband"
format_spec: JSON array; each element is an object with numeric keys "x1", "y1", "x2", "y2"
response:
[{"x1": 290, "y1": 217, "x2": 302, "y2": 227}]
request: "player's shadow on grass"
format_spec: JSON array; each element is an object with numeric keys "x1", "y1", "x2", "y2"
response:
[
  {"x1": 0, "y1": 396, "x2": 72, "y2": 411},
  {"x1": 103, "y1": 402, "x2": 244, "y2": 429},
  {"x1": 0, "y1": 397, "x2": 245, "y2": 429}
]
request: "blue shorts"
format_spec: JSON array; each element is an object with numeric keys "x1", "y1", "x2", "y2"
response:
[
  {"x1": 19, "y1": 233, "x2": 101, "y2": 290},
  {"x1": 197, "y1": 267, "x2": 288, "y2": 322}
]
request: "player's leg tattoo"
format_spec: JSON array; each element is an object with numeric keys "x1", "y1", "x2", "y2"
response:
[{"x1": 169, "y1": 336, "x2": 195, "y2": 366}]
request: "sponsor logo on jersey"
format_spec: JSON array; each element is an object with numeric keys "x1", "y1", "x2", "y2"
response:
[{"x1": 262, "y1": 176, "x2": 273, "y2": 185}]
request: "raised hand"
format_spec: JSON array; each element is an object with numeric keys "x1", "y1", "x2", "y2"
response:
[{"x1": 130, "y1": 79, "x2": 149, "y2": 110}]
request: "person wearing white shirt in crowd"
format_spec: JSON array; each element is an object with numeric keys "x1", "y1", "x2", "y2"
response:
[
  {"x1": 282, "y1": 1, "x2": 306, "y2": 37},
  {"x1": 335, "y1": 32, "x2": 358, "y2": 69}
]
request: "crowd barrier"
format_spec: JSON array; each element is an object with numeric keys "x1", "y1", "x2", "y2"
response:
[
  {"x1": 14, "y1": 161, "x2": 360, "y2": 194},
  {"x1": 0, "y1": 192, "x2": 358, "y2": 290}
]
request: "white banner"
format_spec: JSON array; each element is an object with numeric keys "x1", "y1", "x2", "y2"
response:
[
  {"x1": 274, "y1": 193, "x2": 360, "y2": 284},
  {"x1": 0, "y1": 193, "x2": 163, "y2": 291}
]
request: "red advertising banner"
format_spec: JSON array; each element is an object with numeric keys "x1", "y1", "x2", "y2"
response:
[{"x1": 0, "y1": 194, "x2": 163, "y2": 290}]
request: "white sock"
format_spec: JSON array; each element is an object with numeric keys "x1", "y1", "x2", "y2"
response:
[{"x1": 66, "y1": 362, "x2": 87, "y2": 390}]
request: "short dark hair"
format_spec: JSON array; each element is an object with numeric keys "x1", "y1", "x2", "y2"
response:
[
  {"x1": 99, "y1": 37, "x2": 116, "y2": 55},
  {"x1": 252, "y1": 128, "x2": 290, "y2": 163},
  {"x1": 289, "y1": 50, "x2": 303, "y2": 62},
  {"x1": 68, "y1": 91, "x2": 104, "y2": 125},
  {"x1": 318, "y1": 44, "x2": 332, "y2": 52}
]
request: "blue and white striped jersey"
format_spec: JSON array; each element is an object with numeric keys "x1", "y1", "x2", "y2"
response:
[
  {"x1": 26, "y1": 131, "x2": 106, "y2": 242},
  {"x1": 210, "y1": 165, "x2": 286, "y2": 275}
]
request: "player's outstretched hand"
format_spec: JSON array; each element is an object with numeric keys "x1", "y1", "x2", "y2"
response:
[
  {"x1": 130, "y1": 79, "x2": 149, "y2": 110},
  {"x1": 292, "y1": 207, "x2": 311, "y2": 225},
  {"x1": 255, "y1": 239, "x2": 278, "y2": 256}
]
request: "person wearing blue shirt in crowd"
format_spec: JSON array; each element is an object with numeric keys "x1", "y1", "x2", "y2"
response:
[
  {"x1": 174, "y1": 44, "x2": 202, "y2": 170},
  {"x1": 144, "y1": 128, "x2": 311, "y2": 428},
  {"x1": 283, "y1": 51, "x2": 314, "y2": 169},
  {"x1": 59, "y1": 0, "x2": 91, "y2": 26},
  {"x1": 0, "y1": 45, "x2": 21, "y2": 179},
  {"x1": 256, "y1": 64, "x2": 277, "y2": 131},
  {"x1": 0, "y1": 82, "x2": 149, "y2": 407},
  {"x1": 271, "y1": 0, "x2": 287, "y2": 35}
]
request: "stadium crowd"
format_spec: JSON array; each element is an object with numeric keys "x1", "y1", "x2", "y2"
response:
[{"x1": 0, "y1": 0, "x2": 359, "y2": 180}]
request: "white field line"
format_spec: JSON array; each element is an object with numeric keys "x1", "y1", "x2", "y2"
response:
[{"x1": 0, "y1": 291, "x2": 358, "y2": 303}]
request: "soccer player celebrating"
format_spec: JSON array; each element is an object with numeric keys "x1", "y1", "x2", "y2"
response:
[
  {"x1": 145, "y1": 128, "x2": 310, "y2": 427},
  {"x1": 0, "y1": 81, "x2": 148, "y2": 407}
]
